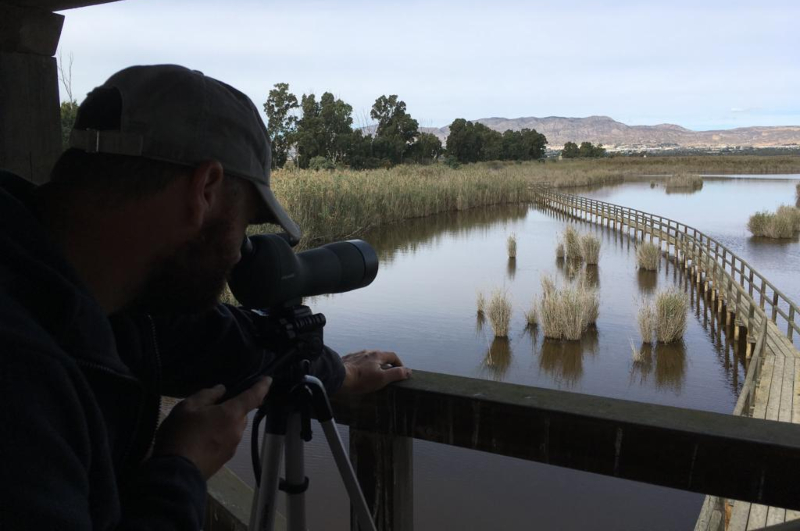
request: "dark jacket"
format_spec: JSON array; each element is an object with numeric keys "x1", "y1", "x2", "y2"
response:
[{"x1": 0, "y1": 171, "x2": 345, "y2": 530}]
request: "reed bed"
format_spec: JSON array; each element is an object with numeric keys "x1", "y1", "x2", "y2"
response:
[
  {"x1": 263, "y1": 157, "x2": 800, "y2": 247},
  {"x1": 541, "y1": 275, "x2": 556, "y2": 299},
  {"x1": 507, "y1": 233, "x2": 517, "y2": 258},
  {"x1": 563, "y1": 226, "x2": 582, "y2": 261},
  {"x1": 580, "y1": 234, "x2": 601, "y2": 265},
  {"x1": 664, "y1": 173, "x2": 703, "y2": 191},
  {"x1": 748, "y1": 205, "x2": 800, "y2": 238},
  {"x1": 476, "y1": 291, "x2": 486, "y2": 315},
  {"x1": 487, "y1": 290, "x2": 512, "y2": 338},
  {"x1": 538, "y1": 275, "x2": 599, "y2": 340},
  {"x1": 636, "y1": 242, "x2": 661, "y2": 270}
]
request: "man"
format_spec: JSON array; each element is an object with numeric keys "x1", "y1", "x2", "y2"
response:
[{"x1": 0, "y1": 64, "x2": 410, "y2": 530}]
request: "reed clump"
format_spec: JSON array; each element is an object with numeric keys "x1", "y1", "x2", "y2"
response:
[
  {"x1": 580, "y1": 234, "x2": 601, "y2": 265},
  {"x1": 556, "y1": 242, "x2": 565, "y2": 259},
  {"x1": 507, "y1": 233, "x2": 517, "y2": 259},
  {"x1": 476, "y1": 291, "x2": 486, "y2": 315},
  {"x1": 637, "y1": 302, "x2": 656, "y2": 344},
  {"x1": 664, "y1": 173, "x2": 704, "y2": 191},
  {"x1": 524, "y1": 299, "x2": 539, "y2": 327},
  {"x1": 562, "y1": 226, "x2": 582, "y2": 261},
  {"x1": 748, "y1": 205, "x2": 800, "y2": 239},
  {"x1": 538, "y1": 275, "x2": 599, "y2": 340},
  {"x1": 636, "y1": 242, "x2": 660, "y2": 270},
  {"x1": 654, "y1": 288, "x2": 689, "y2": 343},
  {"x1": 487, "y1": 290, "x2": 512, "y2": 338}
]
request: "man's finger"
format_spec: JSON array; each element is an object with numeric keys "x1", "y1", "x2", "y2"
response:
[
  {"x1": 375, "y1": 350, "x2": 403, "y2": 367},
  {"x1": 382, "y1": 366, "x2": 411, "y2": 384},
  {"x1": 190, "y1": 384, "x2": 227, "y2": 405},
  {"x1": 225, "y1": 376, "x2": 272, "y2": 414}
]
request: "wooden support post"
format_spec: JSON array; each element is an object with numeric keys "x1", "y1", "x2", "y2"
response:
[
  {"x1": 0, "y1": 4, "x2": 65, "y2": 184},
  {"x1": 350, "y1": 429, "x2": 414, "y2": 531}
]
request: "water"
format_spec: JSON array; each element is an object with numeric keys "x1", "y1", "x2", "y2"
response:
[{"x1": 228, "y1": 175, "x2": 800, "y2": 530}]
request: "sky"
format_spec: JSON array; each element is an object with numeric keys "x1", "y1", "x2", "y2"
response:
[{"x1": 56, "y1": 0, "x2": 800, "y2": 131}]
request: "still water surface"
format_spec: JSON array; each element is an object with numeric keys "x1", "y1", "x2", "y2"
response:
[{"x1": 229, "y1": 175, "x2": 800, "y2": 530}]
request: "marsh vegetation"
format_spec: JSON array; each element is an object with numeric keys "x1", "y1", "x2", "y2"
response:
[
  {"x1": 747, "y1": 205, "x2": 800, "y2": 239},
  {"x1": 636, "y1": 242, "x2": 661, "y2": 270}
]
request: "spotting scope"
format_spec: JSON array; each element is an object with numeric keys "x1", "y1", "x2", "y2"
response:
[{"x1": 228, "y1": 234, "x2": 379, "y2": 309}]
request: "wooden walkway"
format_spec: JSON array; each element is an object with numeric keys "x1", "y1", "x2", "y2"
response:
[{"x1": 533, "y1": 186, "x2": 800, "y2": 531}]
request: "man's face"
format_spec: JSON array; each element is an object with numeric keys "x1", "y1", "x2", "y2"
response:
[{"x1": 128, "y1": 177, "x2": 259, "y2": 315}]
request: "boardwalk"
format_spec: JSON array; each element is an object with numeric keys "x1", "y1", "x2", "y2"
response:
[{"x1": 533, "y1": 186, "x2": 800, "y2": 531}]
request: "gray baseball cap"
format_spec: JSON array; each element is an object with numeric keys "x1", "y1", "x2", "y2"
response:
[{"x1": 69, "y1": 64, "x2": 302, "y2": 244}]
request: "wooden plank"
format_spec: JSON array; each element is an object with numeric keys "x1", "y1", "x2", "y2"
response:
[
  {"x1": 752, "y1": 354, "x2": 776, "y2": 420},
  {"x1": 729, "y1": 502, "x2": 752, "y2": 531},
  {"x1": 708, "y1": 510, "x2": 722, "y2": 531},
  {"x1": 747, "y1": 504, "x2": 769, "y2": 530},
  {"x1": 779, "y1": 357, "x2": 795, "y2": 423},
  {"x1": 766, "y1": 355, "x2": 785, "y2": 421},
  {"x1": 786, "y1": 510, "x2": 800, "y2": 522},
  {"x1": 696, "y1": 497, "x2": 719, "y2": 531},
  {"x1": 767, "y1": 507, "x2": 788, "y2": 527}
]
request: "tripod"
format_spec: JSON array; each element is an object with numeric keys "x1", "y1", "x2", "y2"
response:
[{"x1": 247, "y1": 306, "x2": 377, "y2": 531}]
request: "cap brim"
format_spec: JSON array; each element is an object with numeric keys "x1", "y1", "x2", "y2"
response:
[{"x1": 253, "y1": 182, "x2": 302, "y2": 245}]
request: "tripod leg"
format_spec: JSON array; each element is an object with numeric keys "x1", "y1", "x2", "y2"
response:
[
  {"x1": 250, "y1": 432, "x2": 285, "y2": 531},
  {"x1": 284, "y1": 413, "x2": 307, "y2": 531},
  {"x1": 319, "y1": 419, "x2": 377, "y2": 531}
]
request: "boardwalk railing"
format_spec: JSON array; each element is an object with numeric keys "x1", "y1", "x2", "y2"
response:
[{"x1": 205, "y1": 186, "x2": 800, "y2": 531}]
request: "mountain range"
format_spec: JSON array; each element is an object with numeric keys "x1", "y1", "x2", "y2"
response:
[{"x1": 415, "y1": 116, "x2": 800, "y2": 150}]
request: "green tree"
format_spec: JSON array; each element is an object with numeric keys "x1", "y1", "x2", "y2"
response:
[
  {"x1": 370, "y1": 95, "x2": 419, "y2": 164},
  {"x1": 407, "y1": 132, "x2": 443, "y2": 163},
  {"x1": 294, "y1": 92, "x2": 356, "y2": 168},
  {"x1": 263, "y1": 83, "x2": 299, "y2": 168},
  {"x1": 445, "y1": 118, "x2": 479, "y2": 163},
  {"x1": 562, "y1": 141, "x2": 580, "y2": 158}
]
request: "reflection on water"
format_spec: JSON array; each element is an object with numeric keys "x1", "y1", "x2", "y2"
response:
[
  {"x1": 630, "y1": 341, "x2": 687, "y2": 392},
  {"x1": 664, "y1": 188, "x2": 702, "y2": 196},
  {"x1": 475, "y1": 312, "x2": 486, "y2": 333},
  {"x1": 482, "y1": 338, "x2": 512, "y2": 380},
  {"x1": 584, "y1": 265, "x2": 600, "y2": 289},
  {"x1": 637, "y1": 270, "x2": 658, "y2": 294},
  {"x1": 506, "y1": 258, "x2": 517, "y2": 279},
  {"x1": 538, "y1": 330, "x2": 599, "y2": 387},
  {"x1": 363, "y1": 202, "x2": 529, "y2": 263}
]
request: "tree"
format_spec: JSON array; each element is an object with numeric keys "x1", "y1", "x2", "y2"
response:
[
  {"x1": 58, "y1": 52, "x2": 79, "y2": 150},
  {"x1": 263, "y1": 83, "x2": 299, "y2": 168},
  {"x1": 370, "y1": 95, "x2": 419, "y2": 164},
  {"x1": 407, "y1": 132, "x2": 443, "y2": 164},
  {"x1": 294, "y1": 92, "x2": 356, "y2": 168},
  {"x1": 562, "y1": 141, "x2": 580, "y2": 158}
]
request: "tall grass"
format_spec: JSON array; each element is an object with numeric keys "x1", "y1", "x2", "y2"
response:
[
  {"x1": 538, "y1": 275, "x2": 599, "y2": 340},
  {"x1": 665, "y1": 173, "x2": 703, "y2": 191},
  {"x1": 748, "y1": 205, "x2": 800, "y2": 238},
  {"x1": 487, "y1": 290, "x2": 512, "y2": 338},
  {"x1": 507, "y1": 233, "x2": 517, "y2": 258},
  {"x1": 580, "y1": 233, "x2": 601, "y2": 265},
  {"x1": 654, "y1": 288, "x2": 689, "y2": 343},
  {"x1": 636, "y1": 242, "x2": 661, "y2": 270},
  {"x1": 563, "y1": 226, "x2": 582, "y2": 261}
]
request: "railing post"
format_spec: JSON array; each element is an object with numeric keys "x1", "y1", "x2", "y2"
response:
[
  {"x1": 350, "y1": 429, "x2": 414, "y2": 531},
  {"x1": 789, "y1": 307, "x2": 796, "y2": 342}
]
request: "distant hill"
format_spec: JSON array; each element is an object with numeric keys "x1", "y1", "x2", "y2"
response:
[{"x1": 406, "y1": 116, "x2": 800, "y2": 149}]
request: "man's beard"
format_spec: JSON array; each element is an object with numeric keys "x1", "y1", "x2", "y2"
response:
[{"x1": 127, "y1": 216, "x2": 236, "y2": 316}]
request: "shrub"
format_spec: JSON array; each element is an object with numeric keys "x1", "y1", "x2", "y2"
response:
[
  {"x1": 654, "y1": 288, "x2": 689, "y2": 343},
  {"x1": 507, "y1": 233, "x2": 517, "y2": 258},
  {"x1": 487, "y1": 290, "x2": 512, "y2": 338},
  {"x1": 580, "y1": 233, "x2": 601, "y2": 265},
  {"x1": 636, "y1": 242, "x2": 660, "y2": 270}
]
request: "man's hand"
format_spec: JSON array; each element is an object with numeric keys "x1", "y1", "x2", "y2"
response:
[
  {"x1": 337, "y1": 350, "x2": 411, "y2": 395},
  {"x1": 153, "y1": 376, "x2": 272, "y2": 479}
]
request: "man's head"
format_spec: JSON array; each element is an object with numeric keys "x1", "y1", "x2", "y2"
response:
[{"x1": 47, "y1": 65, "x2": 301, "y2": 315}]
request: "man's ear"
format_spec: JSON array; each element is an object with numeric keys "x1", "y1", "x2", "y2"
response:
[{"x1": 186, "y1": 160, "x2": 225, "y2": 229}]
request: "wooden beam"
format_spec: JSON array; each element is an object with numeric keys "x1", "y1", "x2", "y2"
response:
[
  {"x1": 0, "y1": 3, "x2": 64, "y2": 55},
  {"x1": 332, "y1": 371, "x2": 800, "y2": 511}
]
